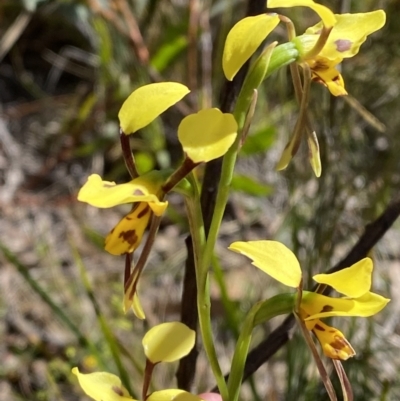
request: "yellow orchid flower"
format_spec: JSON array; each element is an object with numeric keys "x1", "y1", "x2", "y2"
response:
[
  {"x1": 293, "y1": 10, "x2": 386, "y2": 96},
  {"x1": 73, "y1": 322, "x2": 199, "y2": 401},
  {"x1": 72, "y1": 369, "x2": 203, "y2": 401},
  {"x1": 229, "y1": 240, "x2": 390, "y2": 360},
  {"x1": 78, "y1": 171, "x2": 168, "y2": 256},
  {"x1": 268, "y1": 1, "x2": 385, "y2": 95}
]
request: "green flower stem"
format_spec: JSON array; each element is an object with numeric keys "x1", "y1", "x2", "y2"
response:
[
  {"x1": 194, "y1": 42, "x2": 299, "y2": 401},
  {"x1": 184, "y1": 174, "x2": 229, "y2": 401}
]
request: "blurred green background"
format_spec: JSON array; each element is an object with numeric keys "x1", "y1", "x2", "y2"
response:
[{"x1": 0, "y1": 0, "x2": 399, "y2": 400}]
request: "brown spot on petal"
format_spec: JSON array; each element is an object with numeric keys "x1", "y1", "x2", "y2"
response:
[
  {"x1": 119, "y1": 230, "x2": 138, "y2": 245},
  {"x1": 133, "y1": 189, "x2": 145, "y2": 196},
  {"x1": 314, "y1": 323, "x2": 326, "y2": 331},
  {"x1": 137, "y1": 204, "x2": 150, "y2": 218},
  {"x1": 312, "y1": 59, "x2": 330, "y2": 71},
  {"x1": 103, "y1": 183, "x2": 115, "y2": 188},
  {"x1": 330, "y1": 336, "x2": 348, "y2": 351},
  {"x1": 112, "y1": 386, "x2": 124, "y2": 396},
  {"x1": 335, "y1": 39, "x2": 352, "y2": 52},
  {"x1": 320, "y1": 305, "x2": 334, "y2": 313},
  {"x1": 125, "y1": 216, "x2": 132, "y2": 220}
]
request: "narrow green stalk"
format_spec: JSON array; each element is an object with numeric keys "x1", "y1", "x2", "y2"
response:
[
  {"x1": 184, "y1": 174, "x2": 229, "y2": 401},
  {"x1": 195, "y1": 42, "x2": 300, "y2": 401}
]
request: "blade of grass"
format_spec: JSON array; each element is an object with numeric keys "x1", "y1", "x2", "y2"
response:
[{"x1": 0, "y1": 242, "x2": 106, "y2": 368}]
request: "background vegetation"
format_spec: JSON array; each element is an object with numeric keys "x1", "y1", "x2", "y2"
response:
[{"x1": 0, "y1": 0, "x2": 399, "y2": 400}]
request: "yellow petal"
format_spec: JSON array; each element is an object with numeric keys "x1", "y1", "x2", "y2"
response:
[
  {"x1": 311, "y1": 320, "x2": 356, "y2": 360},
  {"x1": 132, "y1": 291, "x2": 145, "y2": 320},
  {"x1": 147, "y1": 390, "x2": 204, "y2": 401},
  {"x1": 307, "y1": 57, "x2": 347, "y2": 96},
  {"x1": 178, "y1": 109, "x2": 238, "y2": 163},
  {"x1": 222, "y1": 14, "x2": 280, "y2": 80},
  {"x1": 77, "y1": 173, "x2": 168, "y2": 213},
  {"x1": 119, "y1": 83, "x2": 190, "y2": 134},
  {"x1": 228, "y1": 241, "x2": 302, "y2": 288},
  {"x1": 268, "y1": 0, "x2": 336, "y2": 28},
  {"x1": 105, "y1": 203, "x2": 152, "y2": 256},
  {"x1": 306, "y1": 11, "x2": 386, "y2": 60},
  {"x1": 301, "y1": 291, "x2": 390, "y2": 319},
  {"x1": 142, "y1": 322, "x2": 196, "y2": 364},
  {"x1": 313, "y1": 258, "x2": 372, "y2": 297},
  {"x1": 72, "y1": 368, "x2": 134, "y2": 401}
]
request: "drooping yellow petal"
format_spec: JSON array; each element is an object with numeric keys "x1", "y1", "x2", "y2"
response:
[
  {"x1": 72, "y1": 368, "x2": 134, "y2": 401},
  {"x1": 178, "y1": 109, "x2": 238, "y2": 163},
  {"x1": 147, "y1": 390, "x2": 204, "y2": 401},
  {"x1": 301, "y1": 291, "x2": 390, "y2": 320},
  {"x1": 306, "y1": 11, "x2": 386, "y2": 60},
  {"x1": 311, "y1": 320, "x2": 356, "y2": 360},
  {"x1": 132, "y1": 291, "x2": 145, "y2": 320},
  {"x1": 306, "y1": 57, "x2": 347, "y2": 96},
  {"x1": 268, "y1": 0, "x2": 336, "y2": 28},
  {"x1": 119, "y1": 83, "x2": 190, "y2": 134},
  {"x1": 222, "y1": 14, "x2": 280, "y2": 80},
  {"x1": 228, "y1": 241, "x2": 302, "y2": 288},
  {"x1": 77, "y1": 172, "x2": 168, "y2": 214},
  {"x1": 313, "y1": 258, "x2": 372, "y2": 298},
  {"x1": 105, "y1": 203, "x2": 152, "y2": 256},
  {"x1": 142, "y1": 322, "x2": 196, "y2": 364}
]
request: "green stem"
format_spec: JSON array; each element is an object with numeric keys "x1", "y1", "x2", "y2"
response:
[
  {"x1": 184, "y1": 174, "x2": 229, "y2": 401},
  {"x1": 194, "y1": 42, "x2": 299, "y2": 401}
]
